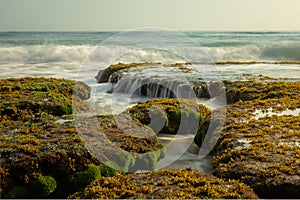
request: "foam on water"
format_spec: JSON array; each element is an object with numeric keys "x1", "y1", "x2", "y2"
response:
[{"x1": 253, "y1": 108, "x2": 300, "y2": 120}]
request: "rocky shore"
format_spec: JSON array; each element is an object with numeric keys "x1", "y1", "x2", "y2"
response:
[{"x1": 1, "y1": 63, "x2": 299, "y2": 199}]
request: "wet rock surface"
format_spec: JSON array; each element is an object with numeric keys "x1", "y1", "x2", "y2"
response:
[
  {"x1": 0, "y1": 78, "x2": 94, "y2": 198},
  {"x1": 211, "y1": 80, "x2": 300, "y2": 198},
  {"x1": 2, "y1": 74, "x2": 300, "y2": 199},
  {"x1": 69, "y1": 169, "x2": 258, "y2": 199},
  {"x1": 125, "y1": 98, "x2": 210, "y2": 134},
  {"x1": 0, "y1": 77, "x2": 165, "y2": 198}
]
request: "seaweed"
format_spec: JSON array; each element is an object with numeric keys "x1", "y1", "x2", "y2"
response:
[
  {"x1": 211, "y1": 91, "x2": 300, "y2": 198},
  {"x1": 69, "y1": 169, "x2": 258, "y2": 199},
  {"x1": 125, "y1": 98, "x2": 210, "y2": 136}
]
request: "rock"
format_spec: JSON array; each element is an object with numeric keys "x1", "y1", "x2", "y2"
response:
[
  {"x1": 96, "y1": 62, "x2": 196, "y2": 84},
  {"x1": 212, "y1": 97, "x2": 300, "y2": 198},
  {"x1": 0, "y1": 77, "x2": 96, "y2": 198},
  {"x1": 76, "y1": 114, "x2": 166, "y2": 172},
  {"x1": 125, "y1": 98, "x2": 210, "y2": 137},
  {"x1": 68, "y1": 164, "x2": 101, "y2": 193},
  {"x1": 224, "y1": 78, "x2": 300, "y2": 104},
  {"x1": 96, "y1": 62, "x2": 156, "y2": 83},
  {"x1": 0, "y1": 77, "x2": 91, "y2": 120},
  {"x1": 2, "y1": 78, "x2": 162, "y2": 198},
  {"x1": 69, "y1": 169, "x2": 258, "y2": 199}
]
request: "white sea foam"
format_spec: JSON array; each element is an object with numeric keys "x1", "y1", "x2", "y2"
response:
[{"x1": 1, "y1": 42, "x2": 300, "y2": 66}]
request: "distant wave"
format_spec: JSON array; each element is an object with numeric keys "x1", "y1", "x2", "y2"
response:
[
  {"x1": 203, "y1": 44, "x2": 300, "y2": 62},
  {"x1": 1, "y1": 43, "x2": 300, "y2": 65},
  {"x1": 0, "y1": 45, "x2": 94, "y2": 64}
]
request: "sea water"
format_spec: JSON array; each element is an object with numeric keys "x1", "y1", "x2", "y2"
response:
[
  {"x1": 1, "y1": 31, "x2": 300, "y2": 80},
  {"x1": 1, "y1": 31, "x2": 299, "y2": 172}
]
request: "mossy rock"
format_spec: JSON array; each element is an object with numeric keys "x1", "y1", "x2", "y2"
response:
[
  {"x1": 125, "y1": 98, "x2": 210, "y2": 135},
  {"x1": 76, "y1": 114, "x2": 166, "y2": 173},
  {"x1": 6, "y1": 175, "x2": 57, "y2": 198},
  {"x1": 0, "y1": 77, "x2": 91, "y2": 120},
  {"x1": 69, "y1": 169, "x2": 258, "y2": 199},
  {"x1": 0, "y1": 77, "x2": 98, "y2": 198},
  {"x1": 99, "y1": 161, "x2": 119, "y2": 177},
  {"x1": 96, "y1": 62, "x2": 157, "y2": 83},
  {"x1": 110, "y1": 150, "x2": 136, "y2": 172},
  {"x1": 68, "y1": 164, "x2": 101, "y2": 193},
  {"x1": 212, "y1": 97, "x2": 300, "y2": 198},
  {"x1": 223, "y1": 78, "x2": 300, "y2": 104},
  {"x1": 30, "y1": 175, "x2": 57, "y2": 198},
  {"x1": 0, "y1": 117, "x2": 99, "y2": 198}
]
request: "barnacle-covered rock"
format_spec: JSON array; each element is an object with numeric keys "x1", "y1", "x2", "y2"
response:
[{"x1": 69, "y1": 169, "x2": 258, "y2": 199}]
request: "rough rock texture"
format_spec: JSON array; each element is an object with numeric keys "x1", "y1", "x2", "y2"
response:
[
  {"x1": 0, "y1": 77, "x2": 91, "y2": 119},
  {"x1": 0, "y1": 77, "x2": 165, "y2": 198},
  {"x1": 69, "y1": 169, "x2": 258, "y2": 199},
  {"x1": 96, "y1": 62, "x2": 196, "y2": 83},
  {"x1": 96, "y1": 62, "x2": 157, "y2": 83},
  {"x1": 224, "y1": 77, "x2": 299, "y2": 104},
  {"x1": 211, "y1": 80, "x2": 300, "y2": 198},
  {"x1": 0, "y1": 77, "x2": 93, "y2": 198},
  {"x1": 125, "y1": 98, "x2": 210, "y2": 133},
  {"x1": 76, "y1": 114, "x2": 166, "y2": 173}
]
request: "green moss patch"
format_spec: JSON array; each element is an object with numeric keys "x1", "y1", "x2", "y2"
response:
[
  {"x1": 0, "y1": 77, "x2": 91, "y2": 120},
  {"x1": 76, "y1": 114, "x2": 166, "y2": 172},
  {"x1": 125, "y1": 98, "x2": 210, "y2": 135}
]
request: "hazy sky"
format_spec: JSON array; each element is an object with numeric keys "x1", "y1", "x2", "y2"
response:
[{"x1": 1, "y1": 0, "x2": 300, "y2": 31}]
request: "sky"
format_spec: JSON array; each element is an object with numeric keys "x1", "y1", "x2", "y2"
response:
[{"x1": 0, "y1": 0, "x2": 300, "y2": 31}]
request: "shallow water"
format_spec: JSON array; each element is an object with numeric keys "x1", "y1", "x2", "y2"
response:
[{"x1": 157, "y1": 134, "x2": 212, "y2": 173}]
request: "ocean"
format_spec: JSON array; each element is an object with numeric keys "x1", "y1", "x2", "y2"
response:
[
  {"x1": 1, "y1": 31, "x2": 300, "y2": 80},
  {"x1": 1, "y1": 30, "x2": 299, "y2": 111},
  {"x1": 1, "y1": 30, "x2": 299, "y2": 172}
]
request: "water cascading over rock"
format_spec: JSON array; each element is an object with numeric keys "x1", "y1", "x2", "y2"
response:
[{"x1": 107, "y1": 74, "x2": 209, "y2": 99}]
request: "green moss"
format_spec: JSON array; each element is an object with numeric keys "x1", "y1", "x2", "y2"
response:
[
  {"x1": 156, "y1": 143, "x2": 167, "y2": 160},
  {"x1": 6, "y1": 186, "x2": 29, "y2": 199},
  {"x1": 99, "y1": 161, "x2": 119, "y2": 177},
  {"x1": 31, "y1": 176, "x2": 57, "y2": 197},
  {"x1": 169, "y1": 109, "x2": 181, "y2": 119},
  {"x1": 126, "y1": 98, "x2": 210, "y2": 135},
  {"x1": 194, "y1": 130, "x2": 206, "y2": 147},
  {"x1": 68, "y1": 164, "x2": 101, "y2": 193},
  {"x1": 60, "y1": 104, "x2": 73, "y2": 115},
  {"x1": 133, "y1": 151, "x2": 160, "y2": 171},
  {"x1": 111, "y1": 151, "x2": 135, "y2": 172}
]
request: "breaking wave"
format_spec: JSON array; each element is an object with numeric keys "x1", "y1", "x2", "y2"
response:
[{"x1": 1, "y1": 43, "x2": 300, "y2": 65}]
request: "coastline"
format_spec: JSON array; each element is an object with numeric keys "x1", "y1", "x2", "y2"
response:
[
  {"x1": 1, "y1": 62, "x2": 299, "y2": 198},
  {"x1": 1, "y1": 31, "x2": 300, "y2": 198}
]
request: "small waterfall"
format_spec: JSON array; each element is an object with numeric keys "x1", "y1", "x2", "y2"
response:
[{"x1": 108, "y1": 74, "x2": 202, "y2": 99}]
